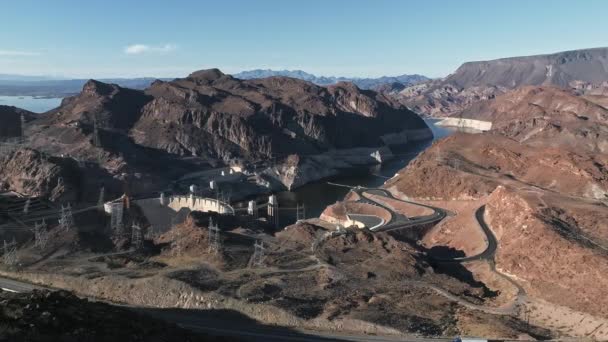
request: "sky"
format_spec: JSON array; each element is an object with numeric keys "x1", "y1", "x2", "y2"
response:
[{"x1": 1, "y1": 0, "x2": 607, "y2": 79}]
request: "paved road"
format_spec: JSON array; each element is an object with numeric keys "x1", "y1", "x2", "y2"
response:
[{"x1": 327, "y1": 183, "x2": 526, "y2": 316}]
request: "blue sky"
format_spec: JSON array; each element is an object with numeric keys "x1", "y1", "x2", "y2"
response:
[{"x1": 1, "y1": 0, "x2": 607, "y2": 78}]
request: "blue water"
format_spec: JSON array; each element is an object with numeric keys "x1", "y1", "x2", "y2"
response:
[
  {"x1": 0, "y1": 96, "x2": 63, "y2": 113},
  {"x1": 275, "y1": 119, "x2": 458, "y2": 221}
]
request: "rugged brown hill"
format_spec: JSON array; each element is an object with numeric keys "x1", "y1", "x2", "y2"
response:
[
  {"x1": 16, "y1": 69, "x2": 430, "y2": 196},
  {"x1": 457, "y1": 86, "x2": 608, "y2": 153},
  {"x1": 386, "y1": 133, "x2": 608, "y2": 201},
  {"x1": 134, "y1": 69, "x2": 429, "y2": 161},
  {"x1": 398, "y1": 47, "x2": 608, "y2": 116}
]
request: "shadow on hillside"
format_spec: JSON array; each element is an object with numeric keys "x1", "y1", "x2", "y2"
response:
[{"x1": 136, "y1": 306, "x2": 352, "y2": 341}]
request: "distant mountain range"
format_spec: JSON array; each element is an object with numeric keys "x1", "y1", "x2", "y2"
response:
[
  {"x1": 231, "y1": 69, "x2": 429, "y2": 90},
  {"x1": 0, "y1": 77, "x2": 172, "y2": 97}
]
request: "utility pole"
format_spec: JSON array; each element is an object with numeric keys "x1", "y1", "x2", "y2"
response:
[
  {"x1": 131, "y1": 224, "x2": 143, "y2": 250},
  {"x1": 250, "y1": 240, "x2": 266, "y2": 268},
  {"x1": 207, "y1": 217, "x2": 221, "y2": 254},
  {"x1": 59, "y1": 203, "x2": 74, "y2": 232},
  {"x1": 2, "y1": 238, "x2": 18, "y2": 266}
]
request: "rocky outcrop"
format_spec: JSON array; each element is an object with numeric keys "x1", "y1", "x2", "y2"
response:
[{"x1": 0, "y1": 148, "x2": 81, "y2": 201}]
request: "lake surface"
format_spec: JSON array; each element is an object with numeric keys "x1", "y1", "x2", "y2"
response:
[
  {"x1": 274, "y1": 119, "x2": 460, "y2": 224},
  {"x1": 0, "y1": 96, "x2": 62, "y2": 113}
]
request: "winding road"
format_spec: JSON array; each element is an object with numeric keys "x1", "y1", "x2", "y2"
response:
[{"x1": 327, "y1": 183, "x2": 527, "y2": 316}]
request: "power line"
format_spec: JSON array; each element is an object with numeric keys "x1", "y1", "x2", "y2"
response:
[{"x1": 2, "y1": 238, "x2": 18, "y2": 266}]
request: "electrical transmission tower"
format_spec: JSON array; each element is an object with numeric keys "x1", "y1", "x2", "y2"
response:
[
  {"x1": 131, "y1": 224, "x2": 143, "y2": 250},
  {"x1": 23, "y1": 198, "x2": 31, "y2": 215},
  {"x1": 20, "y1": 113, "x2": 26, "y2": 144},
  {"x1": 250, "y1": 240, "x2": 266, "y2": 268},
  {"x1": 92, "y1": 113, "x2": 104, "y2": 164},
  {"x1": 33, "y1": 220, "x2": 49, "y2": 249},
  {"x1": 2, "y1": 238, "x2": 18, "y2": 266},
  {"x1": 296, "y1": 203, "x2": 306, "y2": 221},
  {"x1": 111, "y1": 202, "x2": 124, "y2": 238},
  {"x1": 207, "y1": 217, "x2": 221, "y2": 254},
  {"x1": 59, "y1": 204, "x2": 74, "y2": 232}
]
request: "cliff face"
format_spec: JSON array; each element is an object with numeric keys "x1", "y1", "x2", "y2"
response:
[
  {"x1": 0, "y1": 148, "x2": 81, "y2": 202},
  {"x1": 399, "y1": 47, "x2": 608, "y2": 116},
  {"x1": 133, "y1": 70, "x2": 430, "y2": 162}
]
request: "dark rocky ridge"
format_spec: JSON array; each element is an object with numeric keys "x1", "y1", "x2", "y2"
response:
[
  {"x1": 6, "y1": 68, "x2": 431, "y2": 197},
  {"x1": 398, "y1": 47, "x2": 608, "y2": 116},
  {"x1": 445, "y1": 47, "x2": 608, "y2": 89}
]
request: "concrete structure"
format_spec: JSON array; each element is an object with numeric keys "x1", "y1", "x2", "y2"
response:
[
  {"x1": 435, "y1": 118, "x2": 492, "y2": 131},
  {"x1": 104, "y1": 194, "x2": 235, "y2": 236},
  {"x1": 267, "y1": 195, "x2": 278, "y2": 227},
  {"x1": 247, "y1": 200, "x2": 258, "y2": 218}
]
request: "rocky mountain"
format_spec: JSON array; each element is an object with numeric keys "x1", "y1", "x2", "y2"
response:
[
  {"x1": 232, "y1": 69, "x2": 429, "y2": 90},
  {"x1": 7, "y1": 68, "x2": 431, "y2": 198},
  {"x1": 386, "y1": 70, "x2": 608, "y2": 333},
  {"x1": 458, "y1": 86, "x2": 608, "y2": 153},
  {"x1": 399, "y1": 47, "x2": 608, "y2": 116}
]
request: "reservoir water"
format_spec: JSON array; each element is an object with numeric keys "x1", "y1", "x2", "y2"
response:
[
  {"x1": 274, "y1": 119, "x2": 459, "y2": 224},
  {"x1": 0, "y1": 96, "x2": 62, "y2": 113}
]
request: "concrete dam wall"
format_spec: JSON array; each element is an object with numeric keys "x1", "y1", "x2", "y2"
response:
[
  {"x1": 435, "y1": 118, "x2": 492, "y2": 131},
  {"x1": 104, "y1": 195, "x2": 234, "y2": 232}
]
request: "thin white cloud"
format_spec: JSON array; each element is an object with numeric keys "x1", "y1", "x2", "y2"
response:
[
  {"x1": 0, "y1": 50, "x2": 40, "y2": 56},
  {"x1": 124, "y1": 44, "x2": 176, "y2": 55}
]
